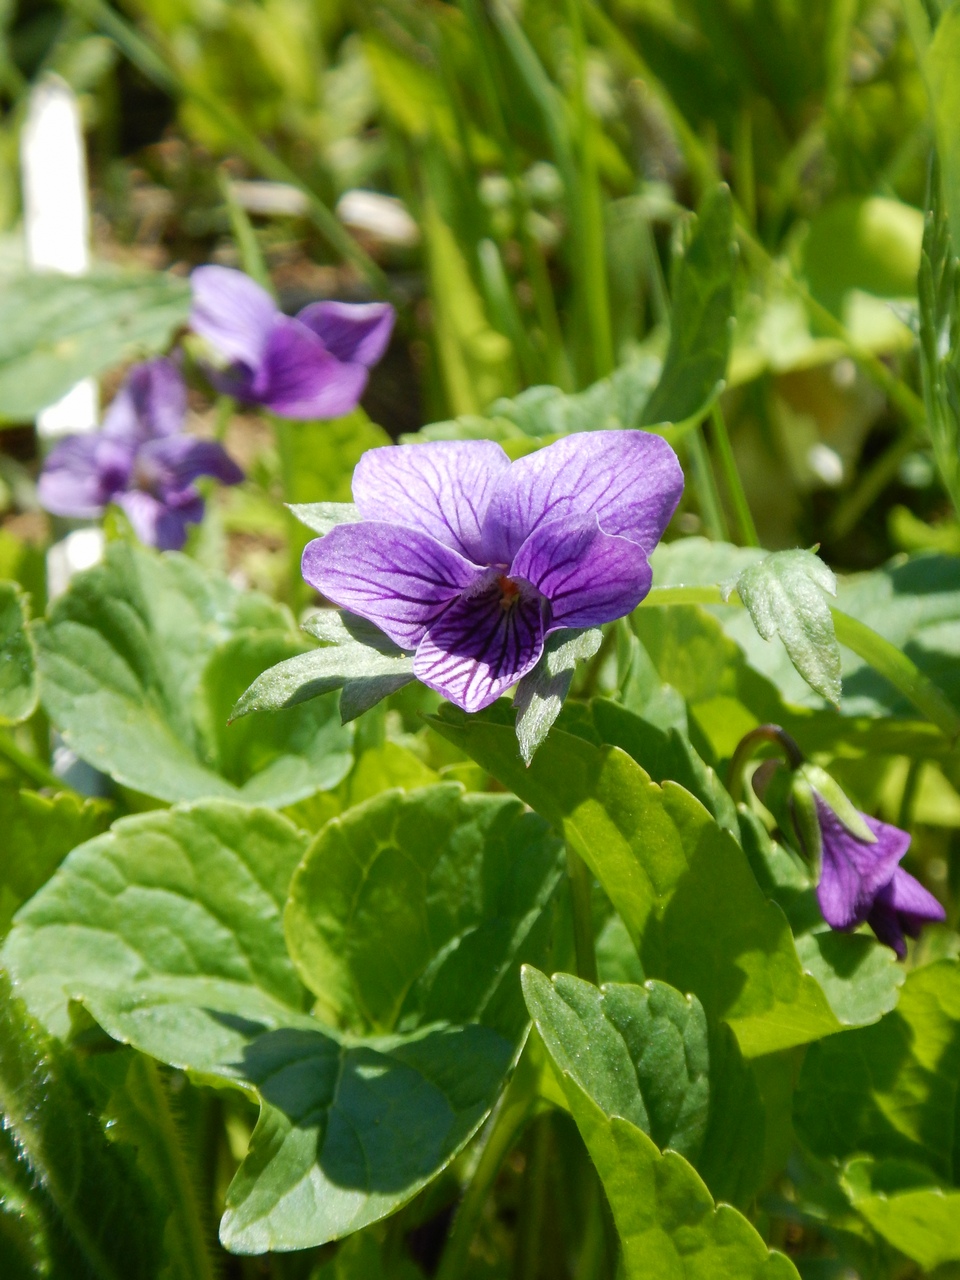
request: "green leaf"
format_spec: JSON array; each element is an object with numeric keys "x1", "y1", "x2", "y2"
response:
[
  {"x1": 232, "y1": 609, "x2": 414, "y2": 726},
  {"x1": 792, "y1": 932, "x2": 904, "y2": 1028},
  {"x1": 431, "y1": 706, "x2": 840, "y2": 1056},
  {"x1": 2, "y1": 800, "x2": 518, "y2": 1253},
  {"x1": 841, "y1": 1156, "x2": 960, "y2": 1270},
  {"x1": 0, "y1": 970, "x2": 164, "y2": 1280},
  {"x1": 0, "y1": 271, "x2": 190, "y2": 422},
  {"x1": 541, "y1": 1067, "x2": 797, "y2": 1278},
  {"x1": 522, "y1": 968, "x2": 765, "y2": 1209},
  {"x1": 0, "y1": 787, "x2": 110, "y2": 937},
  {"x1": 795, "y1": 960, "x2": 960, "y2": 1180},
  {"x1": 284, "y1": 783, "x2": 564, "y2": 1036},
  {"x1": 513, "y1": 628, "x2": 602, "y2": 764},
  {"x1": 924, "y1": 4, "x2": 960, "y2": 289},
  {"x1": 287, "y1": 501, "x2": 362, "y2": 535},
  {"x1": 34, "y1": 541, "x2": 353, "y2": 806},
  {"x1": 0, "y1": 582, "x2": 37, "y2": 724},
  {"x1": 734, "y1": 549, "x2": 842, "y2": 705},
  {"x1": 640, "y1": 185, "x2": 735, "y2": 428}
]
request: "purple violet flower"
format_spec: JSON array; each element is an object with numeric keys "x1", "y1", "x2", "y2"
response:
[
  {"x1": 189, "y1": 266, "x2": 394, "y2": 419},
  {"x1": 38, "y1": 357, "x2": 243, "y2": 551},
  {"x1": 301, "y1": 432, "x2": 683, "y2": 713},
  {"x1": 815, "y1": 796, "x2": 944, "y2": 958}
]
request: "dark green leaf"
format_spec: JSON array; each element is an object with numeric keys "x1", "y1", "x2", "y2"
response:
[
  {"x1": 0, "y1": 271, "x2": 190, "y2": 421},
  {"x1": 284, "y1": 783, "x2": 564, "y2": 1036},
  {"x1": 0, "y1": 582, "x2": 37, "y2": 724},
  {"x1": 513, "y1": 628, "x2": 602, "y2": 764},
  {"x1": 543, "y1": 1069, "x2": 797, "y2": 1278},
  {"x1": 734, "y1": 549, "x2": 842, "y2": 705},
  {"x1": 0, "y1": 787, "x2": 110, "y2": 937},
  {"x1": 795, "y1": 959, "x2": 960, "y2": 1179},
  {"x1": 431, "y1": 706, "x2": 839, "y2": 1056},
  {"x1": 0, "y1": 970, "x2": 164, "y2": 1280},
  {"x1": 232, "y1": 609, "x2": 414, "y2": 725},
  {"x1": 2, "y1": 800, "x2": 517, "y2": 1253},
  {"x1": 640, "y1": 185, "x2": 735, "y2": 428},
  {"x1": 841, "y1": 1156, "x2": 960, "y2": 1269},
  {"x1": 34, "y1": 541, "x2": 353, "y2": 805}
]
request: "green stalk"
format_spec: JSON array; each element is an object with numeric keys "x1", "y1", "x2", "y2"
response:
[
  {"x1": 638, "y1": 586, "x2": 960, "y2": 741},
  {"x1": 219, "y1": 171, "x2": 271, "y2": 292},
  {"x1": 435, "y1": 1066, "x2": 536, "y2": 1280},
  {"x1": 63, "y1": 0, "x2": 391, "y2": 297},
  {"x1": 0, "y1": 729, "x2": 66, "y2": 791},
  {"x1": 686, "y1": 428, "x2": 730, "y2": 541},
  {"x1": 708, "y1": 402, "x2": 759, "y2": 546},
  {"x1": 566, "y1": 845, "x2": 599, "y2": 985},
  {"x1": 566, "y1": 0, "x2": 614, "y2": 379},
  {"x1": 826, "y1": 431, "x2": 923, "y2": 541}
]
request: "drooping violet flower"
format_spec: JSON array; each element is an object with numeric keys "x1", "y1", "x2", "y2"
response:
[
  {"x1": 189, "y1": 265, "x2": 394, "y2": 419},
  {"x1": 813, "y1": 795, "x2": 944, "y2": 958},
  {"x1": 38, "y1": 357, "x2": 243, "y2": 551},
  {"x1": 301, "y1": 432, "x2": 683, "y2": 713}
]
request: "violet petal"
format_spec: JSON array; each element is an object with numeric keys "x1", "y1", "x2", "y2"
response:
[
  {"x1": 38, "y1": 434, "x2": 134, "y2": 518},
  {"x1": 511, "y1": 514, "x2": 654, "y2": 630},
  {"x1": 139, "y1": 436, "x2": 244, "y2": 491},
  {"x1": 190, "y1": 265, "x2": 276, "y2": 370},
  {"x1": 116, "y1": 488, "x2": 203, "y2": 551},
  {"x1": 255, "y1": 315, "x2": 367, "y2": 419},
  {"x1": 414, "y1": 580, "x2": 545, "y2": 713},
  {"x1": 815, "y1": 800, "x2": 910, "y2": 930},
  {"x1": 103, "y1": 357, "x2": 187, "y2": 442},
  {"x1": 296, "y1": 300, "x2": 395, "y2": 367},
  {"x1": 868, "y1": 866, "x2": 945, "y2": 958},
  {"x1": 302, "y1": 522, "x2": 481, "y2": 651},
  {"x1": 352, "y1": 440, "x2": 511, "y2": 561},
  {"x1": 481, "y1": 430, "x2": 684, "y2": 564}
]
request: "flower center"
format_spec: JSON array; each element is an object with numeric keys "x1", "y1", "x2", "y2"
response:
[{"x1": 496, "y1": 574, "x2": 521, "y2": 610}]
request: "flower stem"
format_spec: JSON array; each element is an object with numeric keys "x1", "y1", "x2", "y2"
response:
[
  {"x1": 435, "y1": 1063, "x2": 536, "y2": 1280},
  {"x1": 686, "y1": 427, "x2": 730, "y2": 541},
  {"x1": 0, "y1": 729, "x2": 65, "y2": 791},
  {"x1": 566, "y1": 845, "x2": 599, "y2": 985},
  {"x1": 709, "y1": 402, "x2": 759, "y2": 546},
  {"x1": 727, "y1": 724, "x2": 804, "y2": 803}
]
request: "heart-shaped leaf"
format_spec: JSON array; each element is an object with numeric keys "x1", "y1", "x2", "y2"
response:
[{"x1": 0, "y1": 582, "x2": 37, "y2": 725}]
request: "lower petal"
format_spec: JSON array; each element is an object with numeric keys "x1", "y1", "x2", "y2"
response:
[
  {"x1": 511, "y1": 516, "x2": 653, "y2": 629},
  {"x1": 414, "y1": 583, "x2": 545, "y2": 713},
  {"x1": 116, "y1": 490, "x2": 200, "y2": 551},
  {"x1": 302, "y1": 522, "x2": 480, "y2": 651},
  {"x1": 259, "y1": 317, "x2": 367, "y2": 419},
  {"x1": 879, "y1": 866, "x2": 945, "y2": 933},
  {"x1": 38, "y1": 435, "x2": 133, "y2": 518}
]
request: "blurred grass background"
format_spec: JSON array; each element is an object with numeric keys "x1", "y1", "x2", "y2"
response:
[{"x1": 0, "y1": 0, "x2": 950, "y2": 577}]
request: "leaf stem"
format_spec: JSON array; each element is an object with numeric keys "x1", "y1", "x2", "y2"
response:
[
  {"x1": 0, "y1": 728, "x2": 65, "y2": 791},
  {"x1": 435, "y1": 1066, "x2": 536, "y2": 1280},
  {"x1": 566, "y1": 845, "x2": 599, "y2": 985},
  {"x1": 686, "y1": 428, "x2": 730, "y2": 541},
  {"x1": 709, "y1": 402, "x2": 759, "y2": 546}
]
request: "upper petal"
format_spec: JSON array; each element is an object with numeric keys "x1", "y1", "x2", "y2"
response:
[
  {"x1": 414, "y1": 581, "x2": 544, "y2": 713},
  {"x1": 511, "y1": 515, "x2": 653, "y2": 630},
  {"x1": 353, "y1": 441, "x2": 511, "y2": 560},
  {"x1": 296, "y1": 300, "x2": 395, "y2": 367},
  {"x1": 815, "y1": 801, "x2": 909, "y2": 930},
  {"x1": 103, "y1": 358, "x2": 187, "y2": 442},
  {"x1": 255, "y1": 316, "x2": 367, "y2": 419},
  {"x1": 302, "y1": 522, "x2": 480, "y2": 651},
  {"x1": 138, "y1": 436, "x2": 244, "y2": 492},
  {"x1": 190, "y1": 266, "x2": 277, "y2": 370},
  {"x1": 38, "y1": 434, "x2": 134, "y2": 518},
  {"x1": 481, "y1": 430, "x2": 684, "y2": 564}
]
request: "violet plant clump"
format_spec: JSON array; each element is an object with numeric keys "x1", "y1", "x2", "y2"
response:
[
  {"x1": 301, "y1": 432, "x2": 683, "y2": 712},
  {"x1": 38, "y1": 357, "x2": 243, "y2": 551},
  {"x1": 190, "y1": 265, "x2": 395, "y2": 418}
]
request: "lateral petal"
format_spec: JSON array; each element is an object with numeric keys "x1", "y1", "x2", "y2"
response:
[
  {"x1": 302, "y1": 522, "x2": 480, "y2": 651},
  {"x1": 296, "y1": 300, "x2": 395, "y2": 367},
  {"x1": 255, "y1": 316, "x2": 367, "y2": 419},
  {"x1": 815, "y1": 802, "x2": 909, "y2": 930}
]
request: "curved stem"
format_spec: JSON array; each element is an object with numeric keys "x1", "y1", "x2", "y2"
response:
[
  {"x1": 727, "y1": 724, "x2": 804, "y2": 803},
  {"x1": 0, "y1": 729, "x2": 66, "y2": 791},
  {"x1": 435, "y1": 1065, "x2": 536, "y2": 1280},
  {"x1": 566, "y1": 845, "x2": 599, "y2": 985}
]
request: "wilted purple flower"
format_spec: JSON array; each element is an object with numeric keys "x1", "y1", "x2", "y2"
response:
[
  {"x1": 38, "y1": 358, "x2": 243, "y2": 551},
  {"x1": 190, "y1": 266, "x2": 394, "y2": 419},
  {"x1": 815, "y1": 797, "x2": 944, "y2": 957},
  {"x1": 302, "y1": 432, "x2": 683, "y2": 713}
]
